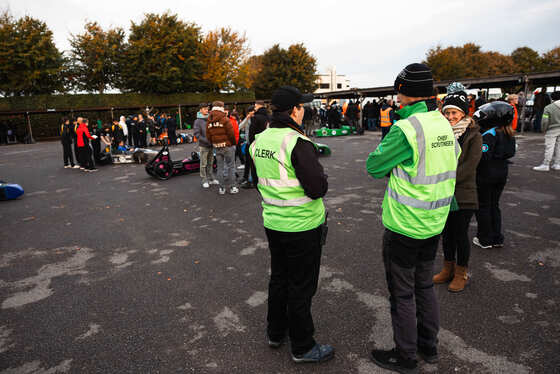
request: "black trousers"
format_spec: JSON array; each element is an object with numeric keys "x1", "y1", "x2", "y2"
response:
[
  {"x1": 128, "y1": 127, "x2": 138, "y2": 146},
  {"x1": 243, "y1": 154, "x2": 257, "y2": 183},
  {"x1": 381, "y1": 126, "x2": 391, "y2": 139},
  {"x1": 442, "y1": 209, "x2": 474, "y2": 266},
  {"x1": 475, "y1": 181, "x2": 506, "y2": 246},
  {"x1": 78, "y1": 145, "x2": 95, "y2": 170},
  {"x1": 265, "y1": 226, "x2": 322, "y2": 356},
  {"x1": 62, "y1": 140, "x2": 74, "y2": 166},
  {"x1": 73, "y1": 141, "x2": 80, "y2": 166},
  {"x1": 382, "y1": 229, "x2": 440, "y2": 361},
  {"x1": 168, "y1": 128, "x2": 177, "y2": 145}
]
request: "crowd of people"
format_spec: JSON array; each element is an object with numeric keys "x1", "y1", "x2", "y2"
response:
[
  {"x1": 244, "y1": 65, "x2": 526, "y2": 371},
  {"x1": 50, "y1": 65, "x2": 560, "y2": 371}
]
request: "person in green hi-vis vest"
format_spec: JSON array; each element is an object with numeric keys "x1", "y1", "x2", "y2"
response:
[
  {"x1": 366, "y1": 63, "x2": 460, "y2": 374},
  {"x1": 249, "y1": 86, "x2": 333, "y2": 364}
]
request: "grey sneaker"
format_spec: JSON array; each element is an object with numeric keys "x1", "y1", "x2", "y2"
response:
[
  {"x1": 229, "y1": 186, "x2": 239, "y2": 194},
  {"x1": 292, "y1": 344, "x2": 334, "y2": 363},
  {"x1": 218, "y1": 187, "x2": 226, "y2": 195},
  {"x1": 473, "y1": 237, "x2": 492, "y2": 249},
  {"x1": 552, "y1": 164, "x2": 560, "y2": 170}
]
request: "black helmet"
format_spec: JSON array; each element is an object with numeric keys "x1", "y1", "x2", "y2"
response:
[{"x1": 473, "y1": 101, "x2": 514, "y2": 129}]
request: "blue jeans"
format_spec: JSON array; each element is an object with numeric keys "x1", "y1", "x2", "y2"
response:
[
  {"x1": 533, "y1": 110, "x2": 543, "y2": 132},
  {"x1": 367, "y1": 118, "x2": 378, "y2": 130},
  {"x1": 214, "y1": 146, "x2": 236, "y2": 189}
]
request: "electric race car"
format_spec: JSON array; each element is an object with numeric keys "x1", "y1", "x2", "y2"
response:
[
  {"x1": 145, "y1": 144, "x2": 216, "y2": 180},
  {"x1": 94, "y1": 144, "x2": 158, "y2": 165}
]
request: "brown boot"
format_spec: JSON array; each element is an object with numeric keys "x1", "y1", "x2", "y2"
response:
[
  {"x1": 448, "y1": 265, "x2": 468, "y2": 292},
  {"x1": 433, "y1": 261, "x2": 454, "y2": 284}
]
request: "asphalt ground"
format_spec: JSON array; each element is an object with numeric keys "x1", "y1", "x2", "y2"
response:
[{"x1": 0, "y1": 130, "x2": 559, "y2": 374}]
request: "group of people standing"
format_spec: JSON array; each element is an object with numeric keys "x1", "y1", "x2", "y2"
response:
[
  {"x1": 192, "y1": 100, "x2": 268, "y2": 194},
  {"x1": 110, "y1": 112, "x2": 177, "y2": 148},
  {"x1": 60, "y1": 116, "x2": 99, "y2": 171},
  {"x1": 243, "y1": 64, "x2": 520, "y2": 373}
]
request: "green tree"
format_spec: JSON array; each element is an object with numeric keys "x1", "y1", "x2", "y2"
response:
[
  {"x1": 0, "y1": 11, "x2": 65, "y2": 96},
  {"x1": 541, "y1": 46, "x2": 560, "y2": 71},
  {"x1": 200, "y1": 27, "x2": 250, "y2": 92},
  {"x1": 511, "y1": 47, "x2": 542, "y2": 73},
  {"x1": 253, "y1": 43, "x2": 317, "y2": 99},
  {"x1": 68, "y1": 22, "x2": 125, "y2": 93},
  {"x1": 118, "y1": 12, "x2": 203, "y2": 94}
]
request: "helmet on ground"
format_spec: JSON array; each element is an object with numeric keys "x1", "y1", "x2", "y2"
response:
[{"x1": 473, "y1": 101, "x2": 514, "y2": 129}]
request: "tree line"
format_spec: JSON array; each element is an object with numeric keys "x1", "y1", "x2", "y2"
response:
[
  {"x1": 424, "y1": 43, "x2": 560, "y2": 81},
  {"x1": 1, "y1": 10, "x2": 559, "y2": 100},
  {"x1": 0, "y1": 11, "x2": 317, "y2": 99}
]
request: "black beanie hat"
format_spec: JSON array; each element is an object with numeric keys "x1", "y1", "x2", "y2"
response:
[
  {"x1": 442, "y1": 91, "x2": 469, "y2": 115},
  {"x1": 394, "y1": 63, "x2": 434, "y2": 98}
]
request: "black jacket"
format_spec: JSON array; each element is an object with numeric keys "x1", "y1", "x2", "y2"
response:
[
  {"x1": 477, "y1": 127, "x2": 515, "y2": 183},
  {"x1": 167, "y1": 117, "x2": 177, "y2": 130},
  {"x1": 60, "y1": 123, "x2": 73, "y2": 143},
  {"x1": 249, "y1": 107, "x2": 269, "y2": 143},
  {"x1": 268, "y1": 112, "x2": 328, "y2": 199}
]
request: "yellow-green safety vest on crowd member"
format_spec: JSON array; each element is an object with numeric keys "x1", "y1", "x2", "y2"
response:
[
  {"x1": 250, "y1": 127, "x2": 325, "y2": 232},
  {"x1": 383, "y1": 112, "x2": 461, "y2": 239}
]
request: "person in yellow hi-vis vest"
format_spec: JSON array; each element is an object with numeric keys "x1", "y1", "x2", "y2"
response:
[
  {"x1": 249, "y1": 86, "x2": 332, "y2": 364},
  {"x1": 366, "y1": 64, "x2": 460, "y2": 373}
]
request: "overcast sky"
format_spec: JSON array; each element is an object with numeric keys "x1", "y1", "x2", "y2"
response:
[{"x1": 4, "y1": 0, "x2": 560, "y2": 88}]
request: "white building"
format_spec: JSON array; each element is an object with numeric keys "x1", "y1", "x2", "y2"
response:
[{"x1": 315, "y1": 66, "x2": 350, "y2": 93}]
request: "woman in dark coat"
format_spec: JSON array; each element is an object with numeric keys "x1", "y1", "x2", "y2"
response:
[
  {"x1": 472, "y1": 102, "x2": 516, "y2": 249},
  {"x1": 433, "y1": 89, "x2": 482, "y2": 292}
]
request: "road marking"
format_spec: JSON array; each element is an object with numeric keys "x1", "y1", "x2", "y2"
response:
[
  {"x1": 2, "y1": 247, "x2": 94, "y2": 309},
  {"x1": 0, "y1": 325, "x2": 14, "y2": 353},
  {"x1": 239, "y1": 238, "x2": 267, "y2": 256},
  {"x1": 76, "y1": 323, "x2": 101, "y2": 340},
  {"x1": 213, "y1": 307, "x2": 246, "y2": 336},
  {"x1": 0, "y1": 359, "x2": 73, "y2": 373},
  {"x1": 484, "y1": 263, "x2": 531, "y2": 282},
  {"x1": 246, "y1": 291, "x2": 268, "y2": 307}
]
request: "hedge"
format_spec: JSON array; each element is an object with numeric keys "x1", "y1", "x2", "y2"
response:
[{"x1": 0, "y1": 91, "x2": 255, "y2": 140}]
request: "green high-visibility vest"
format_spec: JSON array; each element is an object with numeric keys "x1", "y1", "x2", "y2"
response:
[
  {"x1": 250, "y1": 127, "x2": 325, "y2": 232},
  {"x1": 383, "y1": 112, "x2": 461, "y2": 239}
]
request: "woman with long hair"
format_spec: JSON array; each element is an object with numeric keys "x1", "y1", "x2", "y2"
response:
[
  {"x1": 472, "y1": 102, "x2": 516, "y2": 249},
  {"x1": 433, "y1": 88, "x2": 482, "y2": 292}
]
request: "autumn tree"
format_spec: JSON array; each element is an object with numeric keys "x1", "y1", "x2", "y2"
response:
[
  {"x1": 68, "y1": 22, "x2": 124, "y2": 93},
  {"x1": 233, "y1": 55, "x2": 262, "y2": 91},
  {"x1": 253, "y1": 43, "x2": 317, "y2": 99},
  {"x1": 200, "y1": 27, "x2": 250, "y2": 92},
  {"x1": 0, "y1": 11, "x2": 65, "y2": 96},
  {"x1": 425, "y1": 43, "x2": 517, "y2": 80},
  {"x1": 511, "y1": 47, "x2": 542, "y2": 73},
  {"x1": 117, "y1": 12, "x2": 204, "y2": 94},
  {"x1": 542, "y1": 46, "x2": 560, "y2": 71}
]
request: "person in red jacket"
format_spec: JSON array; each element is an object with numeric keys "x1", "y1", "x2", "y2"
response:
[{"x1": 76, "y1": 117, "x2": 97, "y2": 171}]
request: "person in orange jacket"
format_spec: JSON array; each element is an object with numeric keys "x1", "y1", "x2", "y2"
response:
[{"x1": 507, "y1": 94, "x2": 519, "y2": 131}]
